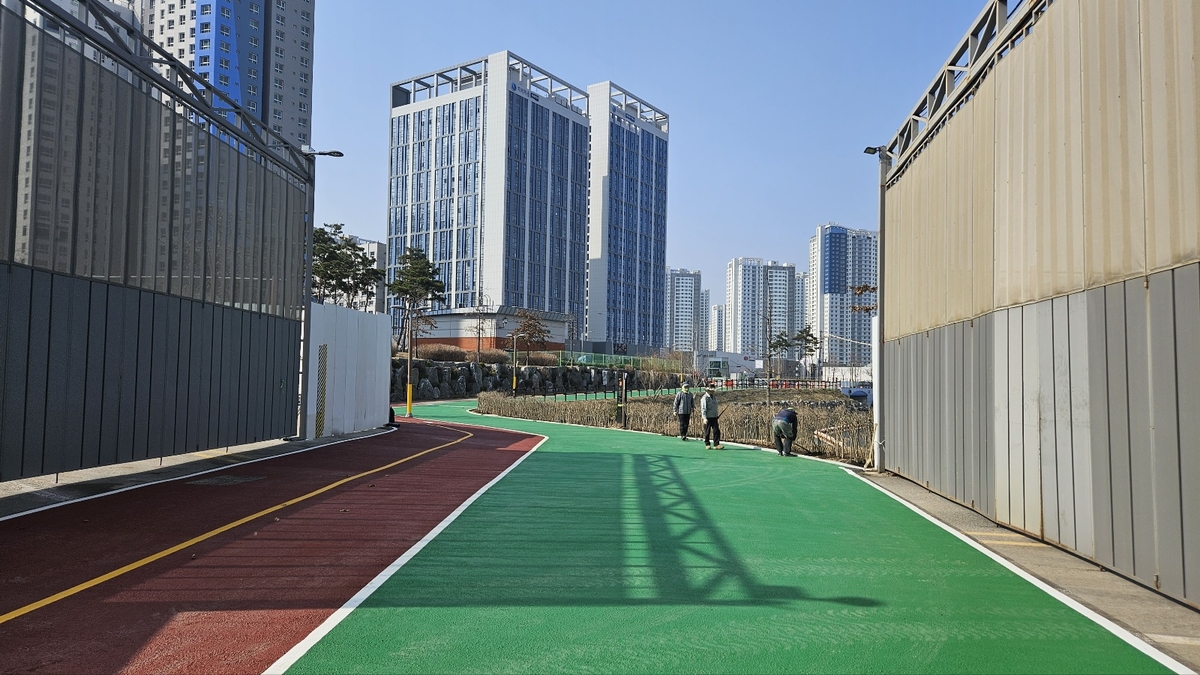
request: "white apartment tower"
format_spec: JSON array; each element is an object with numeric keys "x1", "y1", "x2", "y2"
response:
[
  {"x1": 132, "y1": 0, "x2": 317, "y2": 148},
  {"x1": 725, "y1": 258, "x2": 797, "y2": 357},
  {"x1": 665, "y1": 268, "x2": 702, "y2": 352},
  {"x1": 387, "y1": 53, "x2": 668, "y2": 354},
  {"x1": 807, "y1": 222, "x2": 878, "y2": 366},
  {"x1": 709, "y1": 304, "x2": 725, "y2": 352},
  {"x1": 698, "y1": 288, "x2": 710, "y2": 353}
]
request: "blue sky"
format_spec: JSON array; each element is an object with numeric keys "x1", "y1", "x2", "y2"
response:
[{"x1": 310, "y1": 0, "x2": 984, "y2": 303}]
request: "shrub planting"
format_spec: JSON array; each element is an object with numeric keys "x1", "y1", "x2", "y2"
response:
[{"x1": 416, "y1": 343, "x2": 467, "y2": 361}]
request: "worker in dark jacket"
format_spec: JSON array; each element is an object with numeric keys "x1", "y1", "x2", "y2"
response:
[
  {"x1": 772, "y1": 406, "x2": 799, "y2": 456},
  {"x1": 673, "y1": 383, "x2": 695, "y2": 441}
]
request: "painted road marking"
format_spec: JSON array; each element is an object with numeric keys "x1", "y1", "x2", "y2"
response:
[
  {"x1": 263, "y1": 431, "x2": 548, "y2": 675},
  {"x1": 844, "y1": 468, "x2": 1195, "y2": 675},
  {"x1": 962, "y1": 530, "x2": 1031, "y2": 537},
  {"x1": 0, "y1": 428, "x2": 473, "y2": 627},
  {"x1": 979, "y1": 540, "x2": 1046, "y2": 547}
]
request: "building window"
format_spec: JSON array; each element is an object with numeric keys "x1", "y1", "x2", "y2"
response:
[
  {"x1": 300, "y1": 41, "x2": 309, "y2": 51},
  {"x1": 248, "y1": 100, "x2": 257, "y2": 111},
  {"x1": 249, "y1": 37, "x2": 259, "y2": 48},
  {"x1": 299, "y1": 87, "x2": 308, "y2": 97},
  {"x1": 300, "y1": 9, "x2": 310, "y2": 20},
  {"x1": 220, "y1": 6, "x2": 231, "y2": 17},
  {"x1": 248, "y1": 84, "x2": 258, "y2": 95},
  {"x1": 219, "y1": 57, "x2": 229, "y2": 68},
  {"x1": 298, "y1": 101, "x2": 308, "y2": 112},
  {"x1": 299, "y1": 72, "x2": 308, "y2": 83},
  {"x1": 248, "y1": 68, "x2": 258, "y2": 79},
  {"x1": 300, "y1": 25, "x2": 309, "y2": 36},
  {"x1": 299, "y1": 56, "x2": 309, "y2": 68},
  {"x1": 272, "y1": 93, "x2": 283, "y2": 104},
  {"x1": 199, "y1": 38, "x2": 210, "y2": 49},
  {"x1": 274, "y1": 29, "x2": 284, "y2": 40},
  {"x1": 178, "y1": 48, "x2": 185, "y2": 57},
  {"x1": 271, "y1": 124, "x2": 282, "y2": 133},
  {"x1": 199, "y1": 55, "x2": 210, "y2": 66},
  {"x1": 200, "y1": 21, "x2": 210, "y2": 32},
  {"x1": 219, "y1": 41, "x2": 229, "y2": 52},
  {"x1": 275, "y1": 0, "x2": 285, "y2": 10},
  {"x1": 250, "y1": 18, "x2": 258, "y2": 30},
  {"x1": 273, "y1": 62, "x2": 284, "y2": 74},
  {"x1": 218, "y1": 74, "x2": 229, "y2": 86},
  {"x1": 220, "y1": 24, "x2": 230, "y2": 36},
  {"x1": 200, "y1": 3, "x2": 211, "y2": 14},
  {"x1": 273, "y1": 77, "x2": 283, "y2": 89},
  {"x1": 250, "y1": 3, "x2": 260, "y2": 13},
  {"x1": 298, "y1": 132, "x2": 308, "y2": 143},
  {"x1": 189, "y1": 27, "x2": 195, "y2": 36},
  {"x1": 274, "y1": 46, "x2": 284, "y2": 58},
  {"x1": 167, "y1": 36, "x2": 174, "y2": 46},
  {"x1": 248, "y1": 51, "x2": 258, "y2": 62},
  {"x1": 298, "y1": 117, "x2": 307, "y2": 127},
  {"x1": 272, "y1": 109, "x2": 283, "y2": 120},
  {"x1": 167, "y1": 18, "x2": 175, "y2": 28}
]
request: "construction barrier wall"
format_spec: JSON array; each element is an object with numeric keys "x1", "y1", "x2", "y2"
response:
[
  {"x1": 0, "y1": 1, "x2": 309, "y2": 480},
  {"x1": 882, "y1": 0, "x2": 1200, "y2": 608},
  {"x1": 304, "y1": 303, "x2": 391, "y2": 439}
]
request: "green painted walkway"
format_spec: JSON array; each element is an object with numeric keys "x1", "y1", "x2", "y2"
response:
[{"x1": 288, "y1": 401, "x2": 1169, "y2": 674}]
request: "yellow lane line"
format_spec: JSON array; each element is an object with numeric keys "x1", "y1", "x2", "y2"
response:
[{"x1": 0, "y1": 428, "x2": 473, "y2": 626}]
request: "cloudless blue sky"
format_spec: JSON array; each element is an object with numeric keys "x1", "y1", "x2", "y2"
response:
[{"x1": 311, "y1": 0, "x2": 984, "y2": 303}]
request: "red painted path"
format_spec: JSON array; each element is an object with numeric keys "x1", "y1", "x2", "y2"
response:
[{"x1": 0, "y1": 419, "x2": 541, "y2": 675}]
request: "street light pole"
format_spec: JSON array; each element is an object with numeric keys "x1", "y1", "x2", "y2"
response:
[
  {"x1": 297, "y1": 147, "x2": 343, "y2": 440},
  {"x1": 864, "y1": 144, "x2": 891, "y2": 471}
]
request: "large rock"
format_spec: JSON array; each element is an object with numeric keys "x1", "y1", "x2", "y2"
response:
[
  {"x1": 439, "y1": 380, "x2": 453, "y2": 398},
  {"x1": 417, "y1": 378, "x2": 437, "y2": 400},
  {"x1": 452, "y1": 375, "x2": 467, "y2": 397}
]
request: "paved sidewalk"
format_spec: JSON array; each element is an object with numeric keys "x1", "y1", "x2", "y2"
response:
[
  {"x1": 0, "y1": 429, "x2": 389, "y2": 520},
  {"x1": 861, "y1": 471, "x2": 1200, "y2": 672}
]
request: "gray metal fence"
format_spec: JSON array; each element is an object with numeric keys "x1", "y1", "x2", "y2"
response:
[{"x1": 0, "y1": 0, "x2": 310, "y2": 480}]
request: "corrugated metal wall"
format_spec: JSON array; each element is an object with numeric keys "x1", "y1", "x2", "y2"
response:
[
  {"x1": 0, "y1": 263, "x2": 302, "y2": 481},
  {"x1": 884, "y1": 263, "x2": 1200, "y2": 607},
  {"x1": 885, "y1": 0, "x2": 1200, "y2": 341}
]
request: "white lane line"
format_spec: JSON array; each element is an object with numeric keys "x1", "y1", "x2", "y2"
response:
[
  {"x1": 0, "y1": 429, "x2": 395, "y2": 523},
  {"x1": 263, "y1": 433, "x2": 548, "y2": 675},
  {"x1": 843, "y1": 468, "x2": 1194, "y2": 675}
]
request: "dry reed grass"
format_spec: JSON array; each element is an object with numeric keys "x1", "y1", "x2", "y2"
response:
[{"x1": 476, "y1": 389, "x2": 873, "y2": 465}]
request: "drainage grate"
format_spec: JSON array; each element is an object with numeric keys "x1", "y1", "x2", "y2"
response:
[{"x1": 186, "y1": 475, "x2": 266, "y2": 486}]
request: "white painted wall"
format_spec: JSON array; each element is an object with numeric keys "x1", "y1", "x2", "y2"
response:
[{"x1": 305, "y1": 303, "x2": 392, "y2": 439}]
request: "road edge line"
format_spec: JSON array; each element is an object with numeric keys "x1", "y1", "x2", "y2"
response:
[
  {"x1": 262, "y1": 432, "x2": 549, "y2": 675},
  {"x1": 843, "y1": 467, "x2": 1194, "y2": 675},
  {"x1": 0, "y1": 428, "x2": 395, "y2": 523}
]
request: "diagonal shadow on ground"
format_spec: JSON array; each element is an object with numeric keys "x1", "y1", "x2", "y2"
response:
[{"x1": 360, "y1": 451, "x2": 881, "y2": 609}]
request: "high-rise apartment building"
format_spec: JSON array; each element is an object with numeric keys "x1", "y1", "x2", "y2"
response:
[
  {"x1": 386, "y1": 52, "x2": 668, "y2": 354},
  {"x1": 698, "y1": 289, "x2": 709, "y2": 353},
  {"x1": 665, "y1": 268, "x2": 701, "y2": 352},
  {"x1": 724, "y1": 258, "x2": 797, "y2": 357},
  {"x1": 585, "y1": 82, "x2": 668, "y2": 354},
  {"x1": 131, "y1": 0, "x2": 317, "y2": 147},
  {"x1": 709, "y1": 304, "x2": 725, "y2": 352},
  {"x1": 725, "y1": 258, "x2": 761, "y2": 355},
  {"x1": 793, "y1": 269, "x2": 810, "y2": 343},
  {"x1": 807, "y1": 222, "x2": 877, "y2": 366}
]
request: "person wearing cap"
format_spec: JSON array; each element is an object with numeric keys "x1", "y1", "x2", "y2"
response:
[
  {"x1": 772, "y1": 405, "x2": 799, "y2": 456},
  {"x1": 672, "y1": 383, "x2": 695, "y2": 441},
  {"x1": 699, "y1": 384, "x2": 723, "y2": 449}
]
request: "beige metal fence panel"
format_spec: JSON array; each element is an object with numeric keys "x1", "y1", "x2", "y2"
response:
[
  {"x1": 1141, "y1": 0, "x2": 1200, "y2": 272},
  {"x1": 972, "y1": 76, "x2": 997, "y2": 319},
  {"x1": 1038, "y1": 0, "x2": 1086, "y2": 299},
  {"x1": 1080, "y1": 0, "x2": 1148, "y2": 287},
  {"x1": 992, "y1": 45, "x2": 1025, "y2": 310},
  {"x1": 945, "y1": 106, "x2": 974, "y2": 325},
  {"x1": 927, "y1": 127, "x2": 951, "y2": 330}
]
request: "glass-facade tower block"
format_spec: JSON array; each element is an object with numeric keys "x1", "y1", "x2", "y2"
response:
[{"x1": 388, "y1": 54, "x2": 668, "y2": 353}]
